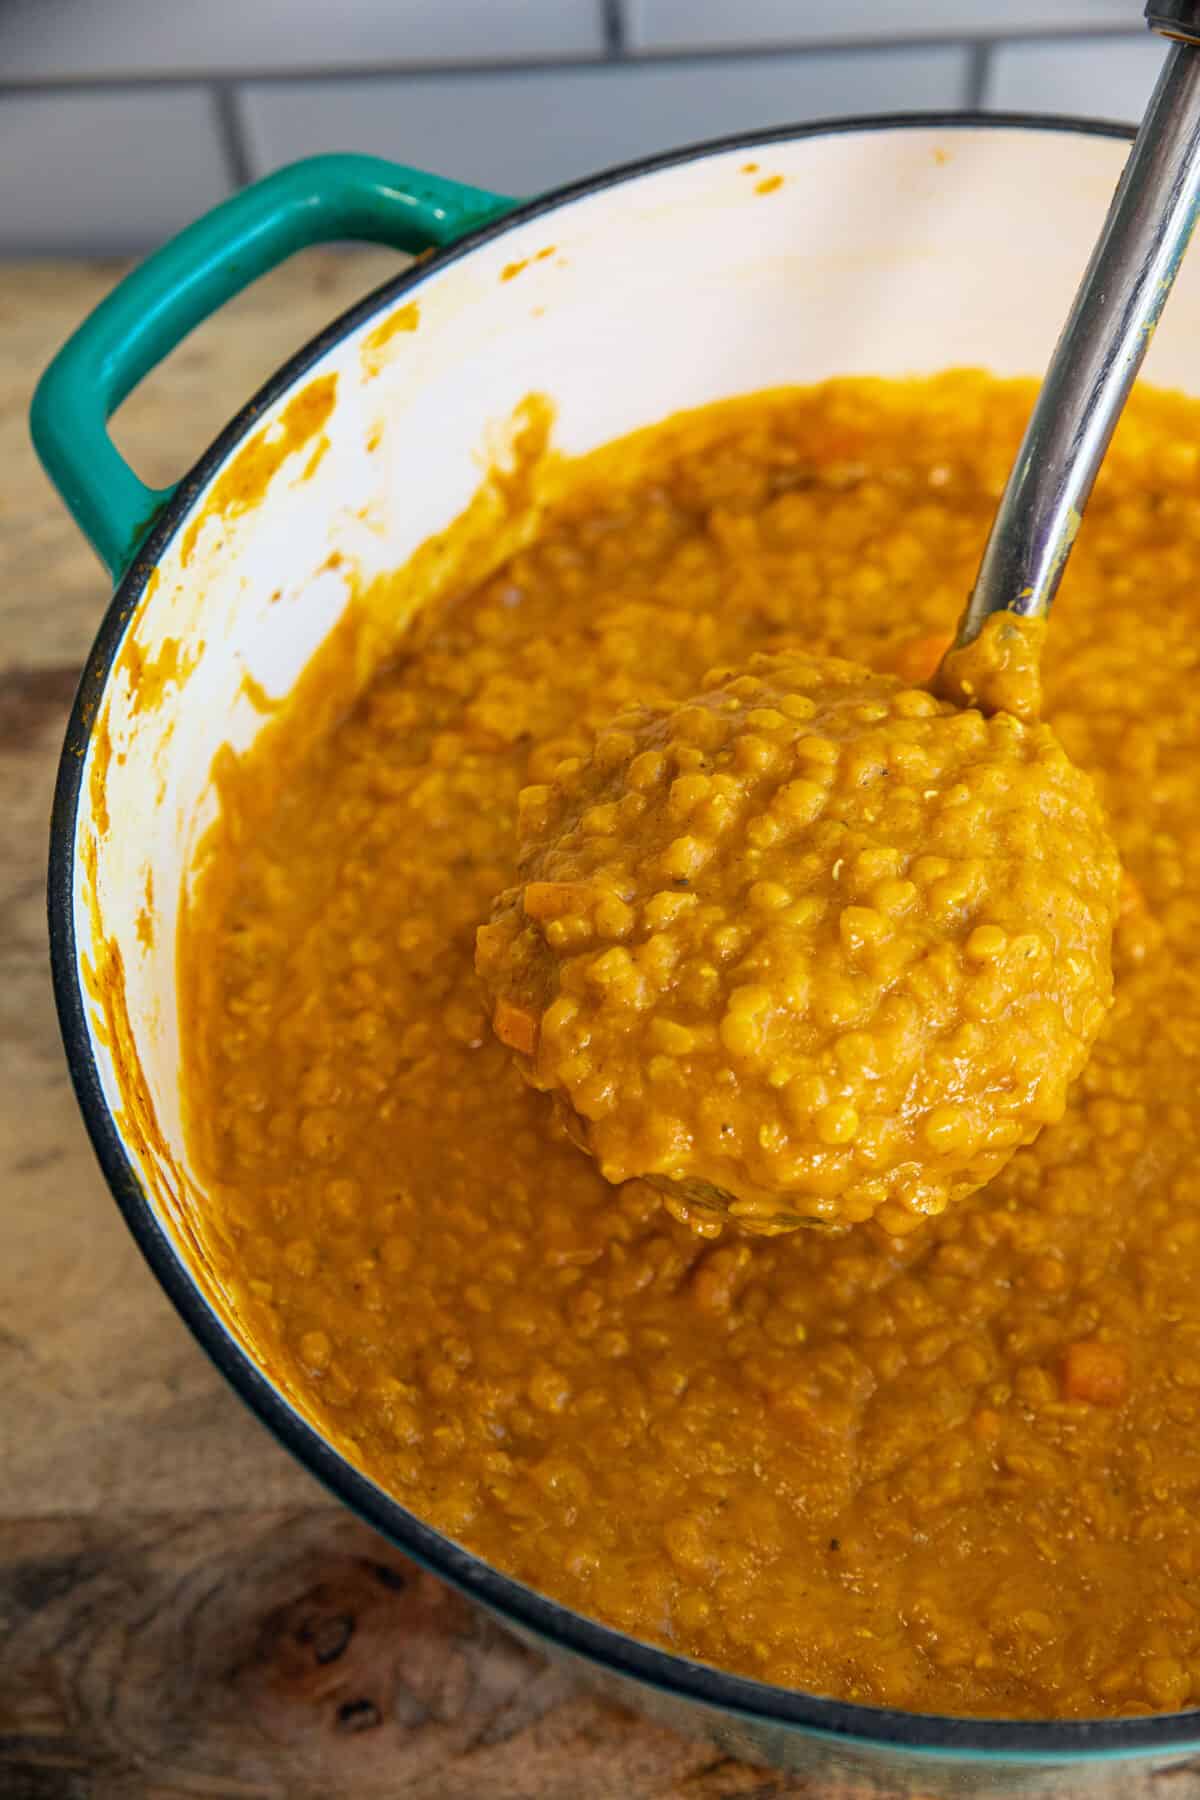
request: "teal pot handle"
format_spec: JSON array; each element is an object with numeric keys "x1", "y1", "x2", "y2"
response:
[{"x1": 30, "y1": 153, "x2": 516, "y2": 580}]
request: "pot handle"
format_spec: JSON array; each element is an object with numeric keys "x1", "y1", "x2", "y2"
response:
[{"x1": 30, "y1": 152, "x2": 516, "y2": 580}]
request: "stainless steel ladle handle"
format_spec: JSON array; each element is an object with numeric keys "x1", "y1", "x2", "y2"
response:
[{"x1": 953, "y1": 2, "x2": 1200, "y2": 649}]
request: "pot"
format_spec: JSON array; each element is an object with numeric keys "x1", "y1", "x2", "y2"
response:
[{"x1": 34, "y1": 116, "x2": 1200, "y2": 1796}]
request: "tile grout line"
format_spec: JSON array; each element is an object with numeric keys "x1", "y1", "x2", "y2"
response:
[
  {"x1": 211, "y1": 80, "x2": 253, "y2": 189},
  {"x1": 603, "y1": 0, "x2": 626, "y2": 59},
  {"x1": 965, "y1": 39, "x2": 991, "y2": 110}
]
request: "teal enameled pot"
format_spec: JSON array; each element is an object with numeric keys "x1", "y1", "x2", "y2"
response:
[{"x1": 34, "y1": 119, "x2": 1200, "y2": 1795}]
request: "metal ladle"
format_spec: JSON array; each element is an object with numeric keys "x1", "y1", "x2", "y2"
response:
[
  {"x1": 656, "y1": 3, "x2": 1200, "y2": 1235},
  {"x1": 947, "y1": 0, "x2": 1200, "y2": 654}
]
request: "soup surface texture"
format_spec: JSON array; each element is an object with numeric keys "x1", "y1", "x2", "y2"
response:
[
  {"x1": 476, "y1": 644, "x2": 1119, "y2": 1236},
  {"x1": 180, "y1": 373, "x2": 1200, "y2": 1720}
]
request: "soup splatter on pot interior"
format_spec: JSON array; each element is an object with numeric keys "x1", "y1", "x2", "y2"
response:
[{"x1": 180, "y1": 372, "x2": 1200, "y2": 1719}]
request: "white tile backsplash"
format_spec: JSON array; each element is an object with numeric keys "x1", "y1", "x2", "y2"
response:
[
  {"x1": 984, "y1": 31, "x2": 1166, "y2": 121},
  {"x1": 0, "y1": 88, "x2": 229, "y2": 254},
  {"x1": 0, "y1": 0, "x2": 605, "y2": 81},
  {"x1": 239, "y1": 46, "x2": 971, "y2": 197},
  {"x1": 0, "y1": 1, "x2": 1170, "y2": 256},
  {"x1": 629, "y1": 0, "x2": 1144, "y2": 51}
]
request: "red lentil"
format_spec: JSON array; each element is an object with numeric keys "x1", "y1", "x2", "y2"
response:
[
  {"x1": 477, "y1": 645, "x2": 1117, "y2": 1234},
  {"x1": 180, "y1": 372, "x2": 1200, "y2": 1719}
]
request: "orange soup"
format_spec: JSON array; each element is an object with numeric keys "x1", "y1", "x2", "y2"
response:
[{"x1": 180, "y1": 374, "x2": 1200, "y2": 1718}]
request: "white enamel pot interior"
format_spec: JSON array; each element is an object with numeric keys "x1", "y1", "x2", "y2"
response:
[{"x1": 51, "y1": 117, "x2": 1200, "y2": 1790}]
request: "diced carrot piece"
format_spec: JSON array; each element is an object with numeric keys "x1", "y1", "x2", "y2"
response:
[
  {"x1": 890, "y1": 631, "x2": 954, "y2": 687},
  {"x1": 522, "y1": 881, "x2": 593, "y2": 922},
  {"x1": 493, "y1": 998, "x2": 538, "y2": 1057},
  {"x1": 1062, "y1": 1339, "x2": 1129, "y2": 1407}
]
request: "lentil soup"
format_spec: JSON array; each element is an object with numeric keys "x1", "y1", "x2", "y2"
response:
[
  {"x1": 475, "y1": 644, "x2": 1119, "y2": 1237},
  {"x1": 180, "y1": 372, "x2": 1200, "y2": 1719}
]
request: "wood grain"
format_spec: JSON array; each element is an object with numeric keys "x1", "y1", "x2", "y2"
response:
[
  {"x1": 1, "y1": 252, "x2": 1197, "y2": 1798},
  {"x1": 1, "y1": 1509, "x2": 781, "y2": 1800}
]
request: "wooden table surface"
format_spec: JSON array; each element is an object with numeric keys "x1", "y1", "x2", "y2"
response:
[{"x1": 1, "y1": 251, "x2": 1194, "y2": 1800}]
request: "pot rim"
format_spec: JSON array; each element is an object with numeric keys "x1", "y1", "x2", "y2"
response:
[{"x1": 50, "y1": 109, "x2": 1197, "y2": 1761}]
